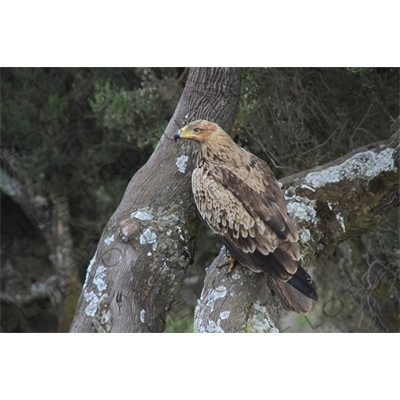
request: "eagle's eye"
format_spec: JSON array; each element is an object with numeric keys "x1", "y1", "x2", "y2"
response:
[{"x1": 193, "y1": 128, "x2": 201, "y2": 133}]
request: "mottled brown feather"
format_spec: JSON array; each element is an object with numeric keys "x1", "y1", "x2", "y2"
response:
[{"x1": 187, "y1": 121, "x2": 299, "y2": 280}]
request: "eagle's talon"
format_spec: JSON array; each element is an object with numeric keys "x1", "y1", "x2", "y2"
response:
[{"x1": 217, "y1": 252, "x2": 236, "y2": 275}]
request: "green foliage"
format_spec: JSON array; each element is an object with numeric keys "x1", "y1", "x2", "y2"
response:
[
  {"x1": 165, "y1": 314, "x2": 194, "y2": 333},
  {"x1": 88, "y1": 68, "x2": 182, "y2": 149},
  {"x1": 347, "y1": 67, "x2": 374, "y2": 74}
]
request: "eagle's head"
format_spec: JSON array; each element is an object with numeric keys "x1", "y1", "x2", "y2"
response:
[
  {"x1": 174, "y1": 120, "x2": 222, "y2": 142},
  {"x1": 174, "y1": 119, "x2": 239, "y2": 162}
]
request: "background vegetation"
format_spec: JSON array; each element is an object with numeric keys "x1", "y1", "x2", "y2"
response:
[{"x1": 1, "y1": 67, "x2": 398, "y2": 332}]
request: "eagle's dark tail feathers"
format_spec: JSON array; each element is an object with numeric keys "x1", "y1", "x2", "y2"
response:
[
  {"x1": 287, "y1": 265, "x2": 318, "y2": 300},
  {"x1": 270, "y1": 265, "x2": 318, "y2": 315}
]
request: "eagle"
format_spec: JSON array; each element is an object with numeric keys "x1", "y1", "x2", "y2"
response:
[{"x1": 174, "y1": 120, "x2": 318, "y2": 314}]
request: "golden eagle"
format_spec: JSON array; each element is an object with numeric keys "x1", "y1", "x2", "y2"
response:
[{"x1": 175, "y1": 120, "x2": 318, "y2": 314}]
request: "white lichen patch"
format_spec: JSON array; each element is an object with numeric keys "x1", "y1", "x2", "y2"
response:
[
  {"x1": 194, "y1": 286, "x2": 228, "y2": 333},
  {"x1": 219, "y1": 311, "x2": 230, "y2": 320},
  {"x1": 83, "y1": 250, "x2": 98, "y2": 291},
  {"x1": 206, "y1": 286, "x2": 227, "y2": 310},
  {"x1": 93, "y1": 266, "x2": 107, "y2": 293},
  {"x1": 304, "y1": 148, "x2": 396, "y2": 188},
  {"x1": 300, "y1": 228, "x2": 311, "y2": 243},
  {"x1": 195, "y1": 310, "x2": 230, "y2": 333},
  {"x1": 92, "y1": 294, "x2": 112, "y2": 332},
  {"x1": 301, "y1": 184, "x2": 315, "y2": 192},
  {"x1": 104, "y1": 235, "x2": 115, "y2": 245},
  {"x1": 248, "y1": 301, "x2": 279, "y2": 333},
  {"x1": 231, "y1": 273, "x2": 241, "y2": 280},
  {"x1": 285, "y1": 194, "x2": 318, "y2": 224},
  {"x1": 82, "y1": 250, "x2": 109, "y2": 318},
  {"x1": 140, "y1": 229, "x2": 157, "y2": 245},
  {"x1": 327, "y1": 202, "x2": 346, "y2": 232},
  {"x1": 84, "y1": 291, "x2": 99, "y2": 317},
  {"x1": 131, "y1": 210, "x2": 152, "y2": 220},
  {"x1": 140, "y1": 309, "x2": 146, "y2": 323},
  {"x1": 147, "y1": 252, "x2": 152, "y2": 256},
  {"x1": 336, "y1": 212, "x2": 346, "y2": 232},
  {"x1": 176, "y1": 155, "x2": 189, "y2": 173},
  {"x1": 203, "y1": 321, "x2": 225, "y2": 333}
]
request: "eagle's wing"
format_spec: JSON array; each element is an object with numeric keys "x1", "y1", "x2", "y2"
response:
[{"x1": 192, "y1": 152, "x2": 300, "y2": 282}]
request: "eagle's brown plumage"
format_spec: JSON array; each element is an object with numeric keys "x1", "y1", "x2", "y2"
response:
[{"x1": 175, "y1": 120, "x2": 318, "y2": 314}]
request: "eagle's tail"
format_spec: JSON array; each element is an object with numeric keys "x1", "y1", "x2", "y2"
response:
[
  {"x1": 270, "y1": 265, "x2": 318, "y2": 315},
  {"x1": 287, "y1": 265, "x2": 318, "y2": 300}
]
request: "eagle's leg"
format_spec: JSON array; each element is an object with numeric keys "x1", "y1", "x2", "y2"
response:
[{"x1": 217, "y1": 251, "x2": 237, "y2": 275}]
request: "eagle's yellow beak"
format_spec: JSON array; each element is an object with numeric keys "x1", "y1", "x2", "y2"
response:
[{"x1": 174, "y1": 126, "x2": 197, "y2": 141}]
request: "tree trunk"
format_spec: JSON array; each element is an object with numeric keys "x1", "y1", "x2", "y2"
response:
[
  {"x1": 194, "y1": 130, "x2": 399, "y2": 332},
  {"x1": 70, "y1": 68, "x2": 242, "y2": 332}
]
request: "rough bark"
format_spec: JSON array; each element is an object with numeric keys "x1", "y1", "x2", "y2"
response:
[
  {"x1": 194, "y1": 130, "x2": 399, "y2": 332},
  {"x1": 70, "y1": 68, "x2": 242, "y2": 332}
]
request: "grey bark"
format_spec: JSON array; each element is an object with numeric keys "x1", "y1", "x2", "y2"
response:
[
  {"x1": 194, "y1": 130, "x2": 399, "y2": 332},
  {"x1": 70, "y1": 68, "x2": 242, "y2": 332}
]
